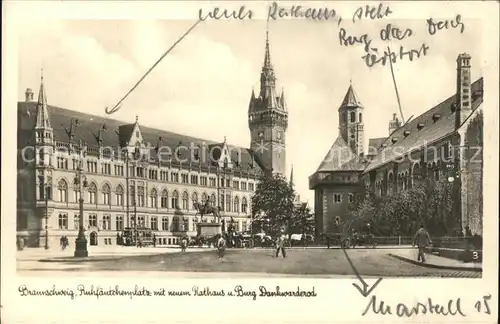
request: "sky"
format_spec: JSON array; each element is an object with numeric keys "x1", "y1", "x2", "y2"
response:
[{"x1": 16, "y1": 2, "x2": 484, "y2": 205}]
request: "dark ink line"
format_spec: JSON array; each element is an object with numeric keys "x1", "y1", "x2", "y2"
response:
[
  {"x1": 342, "y1": 247, "x2": 383, "y2": 297},
  {"x1": 105, "y1": 19, "x2": 203, "y2": 115},
  {"x1": 387, "y1": 46, "x2": 405, "y2": 123}
]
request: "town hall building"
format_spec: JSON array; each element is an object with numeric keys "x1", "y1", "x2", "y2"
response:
[{"x1": 17, "y1": 33, "x2": 290, "y2": 248}]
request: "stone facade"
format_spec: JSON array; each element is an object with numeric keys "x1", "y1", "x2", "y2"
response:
[
  {"x1": 17, "y1": 34, "x2": 289, "y2": 248},
  {"x1": 310, "y1": 53, "x2": 484, "y2": 237}
]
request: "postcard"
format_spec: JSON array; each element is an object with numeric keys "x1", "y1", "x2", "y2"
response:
[{"x1": 2, "y1": 1, "x2": 498, "y2": 323}]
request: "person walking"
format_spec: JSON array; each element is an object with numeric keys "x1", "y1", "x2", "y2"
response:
[
  {"x1": 413, "y1": 224, "x2": 432, "y2": 263},
  {"x1": 216, "y1": 234, "x2": 226, "y2": 259},
  {"x1": 181, "y1": 236, "x2": 188, "y2": 252},
  {"x1": 275, "y1": 235, "x2": 287, "y2": 258}
]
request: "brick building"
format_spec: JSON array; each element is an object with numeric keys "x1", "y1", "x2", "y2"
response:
[
  {"x1": 310, "y1": 53, "x2": 484, "y2": 237},
  {"x1": 17, "y1": 33, "x2": 290, "y2": 248}
]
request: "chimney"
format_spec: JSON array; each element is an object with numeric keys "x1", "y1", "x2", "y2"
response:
[
  {"x1": 25, "y1": 88, "x2": 34, "y2": 102},
  {"x1": 455, "y1": 53, "x2": 472, "y2": 129},
  {"x1": 388, "y1": 113, "x2": 401, "y2": 135}
]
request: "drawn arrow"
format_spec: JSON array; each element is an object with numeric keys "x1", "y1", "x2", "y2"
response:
[{"x1": 342, "y1": 247, "x2": 383, "y2": 297}]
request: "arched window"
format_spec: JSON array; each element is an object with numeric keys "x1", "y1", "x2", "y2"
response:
[
  {"x1": 150, "y1": 188, "x2": 158, "y2": 208},
  {"x1": 192, "y1": 192, "x2": 198, "y2": 204},
  {"x1": 171, "y1": 190, "x2": 179, "y2": 209},
  {"x1": 233, "y1": 196, "x2": 240, "y2": 213},
  {"x1": 412, "y1": 163, "x2": 421, "y2": 180},
  {"x1": 102, "y1": 183, "x2": 111, "y2": 205},
  {"x1": 58, "y1": 213, "x2": 68, "y2": 229},
  {"x1": 433, "y1": 162, "x2": 439, "y2": 181},
  {"x1": 162, "y1": 217, "x2": 169, "y2": 231},
  {"x1": 388, "y1": 173, "x2": 394, "y2": 195},
  {"x1": 137, "y1": 185, "x2": 145, "y2": 207},
  {"x1": 359, "y1": 113, "x2": 363, "y2": 123},
  {"x1": 57, "y1": 179, "x2": 68, "y2": 202},
  {"x1": 342, "y1": 112, "x2": 347, "y2": 123},
  {"x1": 161, "y1": 189, "x2": 168, "y2": 208},
  {"x1": 210, "y1": 193, "x2": 216, "y2": 206},
  {"x1": 88, "y1": 182, "x2": 97, "y2": 204},
  {"x1": 241, "y1": 197, "x2": 248, "y2": 214},
  {"x1": 220, "y1": 194, "x2": 225, "y2": 211},
  {"x1": 350, "y1": 111, "x2": 356, "y2": 123},
  {"x1": 116, "y1": 185, "x2": 124, "y2": 206},
  {"x1": 226, "y1": 194, "x2": 231, "y2": 212},
  {"x1": 201, "y1": 192, "x2": 208, "y2": 204},
  {"x1": 182, "y1": 191, "x2": 189, "y2": 210}
]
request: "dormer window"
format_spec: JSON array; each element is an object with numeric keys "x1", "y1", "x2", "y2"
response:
[
  {"x1": 391, "y1": 138, "x2": 398, "y2": 144},
  {"x1": 432, "y1": 114, "x2": 441, "y2": 122},
  {"x1": 417, "y1": 123, "x2": 425, "y2": 130},
  {"x1": 403, "y1": 130, "x2": 411, "y2": 137},
  {"x1": 135, "y1": 131, "x2": 139, "y2": 138}
]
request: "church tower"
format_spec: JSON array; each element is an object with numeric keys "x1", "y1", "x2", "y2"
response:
[
  {"x1": 248, "y1": 31, "x2": 288, "y2": 176},
  {"x1": 338, "y1": 82, "x2": 364, "y2": 156},
  {"x1": 34, "y1": 72, "x2": 54, "y2": 227}
]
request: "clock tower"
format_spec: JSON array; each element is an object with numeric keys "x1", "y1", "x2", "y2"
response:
[{"x1": 248, "y1": 31, "x2": 288, "y2": 176}]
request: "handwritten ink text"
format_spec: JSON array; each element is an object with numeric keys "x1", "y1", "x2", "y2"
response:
[
  {"x1": 268, "y1": 2, "x2": 340, "y2": 23},
  {"x1": 427, "y1": 15, "x2": 465, "y2": 35},
  {"x1": 362, "y1": 295, "x2": 467, "y2": 317},
  {"x1": 352, "y1": 3, "x2": 393, "y2": 23},
  {"x1": 339, "y1": 28, "x2": 375, "y2": 53},
  {"x1": 198, "y1": 6, "x2": 253, "y2": 21},
  {"x1": 380, "y1": 24, "x2": 413, "y2": 41},
  {"x1": 362, "y1": 44, "x2": 430, "y2": 68}
]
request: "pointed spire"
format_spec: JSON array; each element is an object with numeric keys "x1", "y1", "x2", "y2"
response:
[
  {"x1": 35, "y1": 69, "x2": 51, "y2": 129},
  {"x1": 289, "y1": 165, "x2": 294, "y2": 187},
  {"x1": 339, "y1": 83, "x2": 363, "y2": 109},
  {"x1": 263, "y1": 30, "x2": 272, "y2": 69}
]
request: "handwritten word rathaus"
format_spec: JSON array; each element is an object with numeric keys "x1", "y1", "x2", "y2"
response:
[{"x1": 268, "y1": 2, "x2": 340, "y2": 23}]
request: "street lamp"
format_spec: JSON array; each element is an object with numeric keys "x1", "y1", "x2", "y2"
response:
[
  {"x1": 44, "y1": 182, "x2": 52, "y2": 250},
  {"x1": 217, "y1": 163, "x2": 229, "y2": 228},
  {"x1": 73, "y1": 140, "x2": 89, "y2": 257}
]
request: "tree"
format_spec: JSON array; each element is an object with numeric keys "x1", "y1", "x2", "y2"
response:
[
  {"x1": 351, "y1": 179, "x2": 457, "y2": 237},
  {"x1": 289, "y1": 203, "x2": 315, "y2": 235},
  {"x1": 251, "y1": 173, "x2": 296, "y2": 236}
]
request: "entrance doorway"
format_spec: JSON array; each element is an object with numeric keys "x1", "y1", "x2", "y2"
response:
[{"x1": 90, "y1": 232, "x2": 98, "y2": 246}]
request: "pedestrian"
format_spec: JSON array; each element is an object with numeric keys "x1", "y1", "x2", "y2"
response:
[
  {"x1": 275, "y1": 235, "x2": 287, "y2": 258},
  {"x1": 326, "y1": 234, "x2": 331, "y2": 249},
  {"x1": 181, "y1": 236, "x2": 188, "y2": 252},
  {"x1": 216, "y1": 234, "x2": 226, "y2": 259},
  {"x1": 153, "y1": 234, "x2": 157, "y2": 248},
  {"x1": 413, "y1": 224, "x2": 432, "y2": 263}
]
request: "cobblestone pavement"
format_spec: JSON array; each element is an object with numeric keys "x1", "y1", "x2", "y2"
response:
[{"x1": 17, "y1": 247, "x2": 482, "y2": 278}]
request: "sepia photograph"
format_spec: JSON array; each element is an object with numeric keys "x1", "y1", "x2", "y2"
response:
[
  {"x1": 2, "y1": 1, "x2": 498, "y2": 323},
  {"x1": 15, "y1": 18, "x2": 484, "y2": 279}
]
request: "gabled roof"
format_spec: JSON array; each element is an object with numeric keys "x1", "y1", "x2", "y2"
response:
[
  {"x1": 364, "y1": 77, "x2": 483, "y2": 172},
  {"x1": 366, "y1": 137, "x2": 387, "y2": 156},
  {"x1": 18, "y1": 103, "x2": 264, "y2": 174},
  {"x1": 315, "y1": 136, "x2": 365, "y2": 172},
  {"x1": 339, "y1": 84, "x2": 363, "y2": 110}
]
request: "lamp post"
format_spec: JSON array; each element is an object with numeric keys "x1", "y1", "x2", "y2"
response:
[
  {"x1": 74, "y1": 140, "x2": 89, "y2": 257},
  {"x1": 44, "y1": 182, "x2": 51, "y2": 250},
  {"x1": 217, "y1": 164, "x2": 229, "y2": 227}
]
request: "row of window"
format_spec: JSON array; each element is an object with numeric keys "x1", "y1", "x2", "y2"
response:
[
  {"x1": 57, "y1": 213, "x2": 249, "y2": 232},
  {"x1": 53, "y1": 158, "x2": 256, "y2": 190},
  {"x1": 373, "y1": 163, "x2": 447, "y2": 196},
  {"x1": 47, "y1": 179, "x2": 251, "y2": 213},
  {"x1": 332, "y1": 193, "x2": 355, "y2": 204}
]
